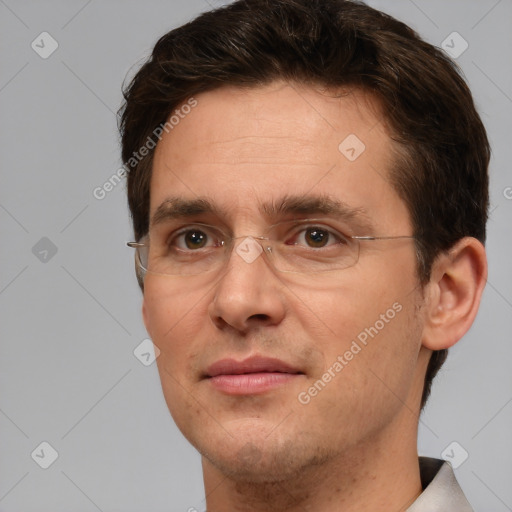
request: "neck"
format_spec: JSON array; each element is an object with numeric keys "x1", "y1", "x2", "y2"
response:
[{"x1": 202, "y1": 415, "x2": 422, "y2": 512}]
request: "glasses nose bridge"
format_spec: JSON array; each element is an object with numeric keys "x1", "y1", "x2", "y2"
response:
[
  {"x1": 230, "y1": 232, "x2": 270, "y2": 241},
  {"x1": 222, "y1": 233, "x2": 275, "y2": 270}
]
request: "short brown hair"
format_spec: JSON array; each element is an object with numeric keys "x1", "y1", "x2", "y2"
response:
[{"x1": 119, "y1": 0, "x2": 490, "y2": 410}]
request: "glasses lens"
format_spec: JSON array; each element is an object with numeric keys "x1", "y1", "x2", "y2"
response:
[
  {"x1": 136, "y1": 221, "x2": 361, "y2": 276},
  {"x1": 136, "y1": 243, "x2": 149, "y2": 272},
  {"x1": 268, "y1": 221, "x2": 360, "y2": 273},
  {"x1": 142, "y1": 226, "x2": 227, "y2": 276}
]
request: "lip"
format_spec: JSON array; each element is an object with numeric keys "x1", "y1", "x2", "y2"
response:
[{"x1": 204, "y1": 356, "x2": 304, "y2": 395}]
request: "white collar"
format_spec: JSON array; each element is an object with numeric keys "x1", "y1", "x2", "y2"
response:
[{"x1": 407, "y1": 457, "x2": 473, "y2": 511}]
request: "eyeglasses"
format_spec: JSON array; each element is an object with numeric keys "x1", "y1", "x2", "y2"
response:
[{"x1": 127, "y1": 219, "x2": 415, "y2": 279}]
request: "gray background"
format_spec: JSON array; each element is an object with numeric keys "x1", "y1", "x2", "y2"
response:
[{"x1": 0, "y1": 0, "x2": 511, "y2": 510}]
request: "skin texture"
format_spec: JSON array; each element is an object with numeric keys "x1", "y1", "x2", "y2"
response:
[{"x1": 141, "y1": 82, "x2": 487, "y2": 511}]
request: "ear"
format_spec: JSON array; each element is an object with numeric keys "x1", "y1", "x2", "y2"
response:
[{"x1": 421, "y1": 237, "x2": 487, "y2": 351}]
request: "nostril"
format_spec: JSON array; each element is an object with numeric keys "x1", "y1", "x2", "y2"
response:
[{"x1": 248, "y1": 313, "x2": 271, "y2": 322}]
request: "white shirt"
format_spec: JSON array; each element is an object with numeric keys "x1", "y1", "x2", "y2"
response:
[{"x1": 408, "y1": 457, "x2": 473, "y2": 511}]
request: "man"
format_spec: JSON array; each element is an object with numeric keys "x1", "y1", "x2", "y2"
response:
[{"x1": 120, "y1": 0, "x2": 489, "y2": 510}]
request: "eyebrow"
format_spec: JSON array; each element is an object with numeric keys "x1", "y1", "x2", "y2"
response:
[
  {"x1": 150, "y1": 194, "x2": 374, "y2": 232},
  {"x1": 151, "y1": 197, "x2": 227, "y2": 227}
]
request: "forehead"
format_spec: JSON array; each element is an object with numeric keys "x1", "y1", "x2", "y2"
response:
[{"x1": 150, "y1": 81, "x2": 410, "y2": 232}]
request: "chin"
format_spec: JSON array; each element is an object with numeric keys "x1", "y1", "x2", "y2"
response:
[{"x1": 199, "y1": 433, "x2": 331, "y2": 484}]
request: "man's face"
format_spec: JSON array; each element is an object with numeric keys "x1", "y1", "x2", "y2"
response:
[{"x1": 143, "y1": 82, "x2": 427, "y2": 481}]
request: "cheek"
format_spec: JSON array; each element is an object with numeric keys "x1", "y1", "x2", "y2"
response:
[
  {"x1": 311, "y1": 299, "x2": 421, "y2": 440},
  {"x1": 292, "y1": 254, "x2": 421, "y2": 396},
  {"x1": 285, "y1": 267, "x2": 405, "y2": 344},
  {"x1": 361, "y1": 300, "x2": 423, "y2": 422},
  {"x1": 143, "y1": 279, "x2": 210, "y2": 427},
  {"x1": 143, "y1": 277, "x2": 209, "y2": 366}
]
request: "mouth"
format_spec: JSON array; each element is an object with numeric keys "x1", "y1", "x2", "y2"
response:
[{"x1": 204, "y1": 356, "x2": 305, "y2": 395}]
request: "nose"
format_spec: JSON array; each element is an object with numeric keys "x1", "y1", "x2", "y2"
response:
[{"x1": 208, "y1": 236, "x2": 286, "y2": 333}]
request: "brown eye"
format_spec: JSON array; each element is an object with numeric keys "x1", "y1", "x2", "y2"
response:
[
  {"x1": 169, "y1": 225, "x2": 225, "y2": 252},
  {"x1": 288, "y1": 224, "x2": 348, "y2": 249},
  {"x1": 178, "y1": 229, "x2": 208, "y2": 249},
  {"x1": 304, "y1": 227, "x2": 330, "y2": 248},
  {"x1": 183, "y1": 230, "x2": 208, "y2": 249}
]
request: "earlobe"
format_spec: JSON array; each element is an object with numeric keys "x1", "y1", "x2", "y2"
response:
[{"x1": 422, "y1": 237, "x2": 487, "y2": 351}]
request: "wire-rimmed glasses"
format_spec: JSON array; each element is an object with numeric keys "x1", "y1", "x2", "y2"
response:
[{"x1": 127, "y1": 218, "x2": 415, "y2": 279}]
